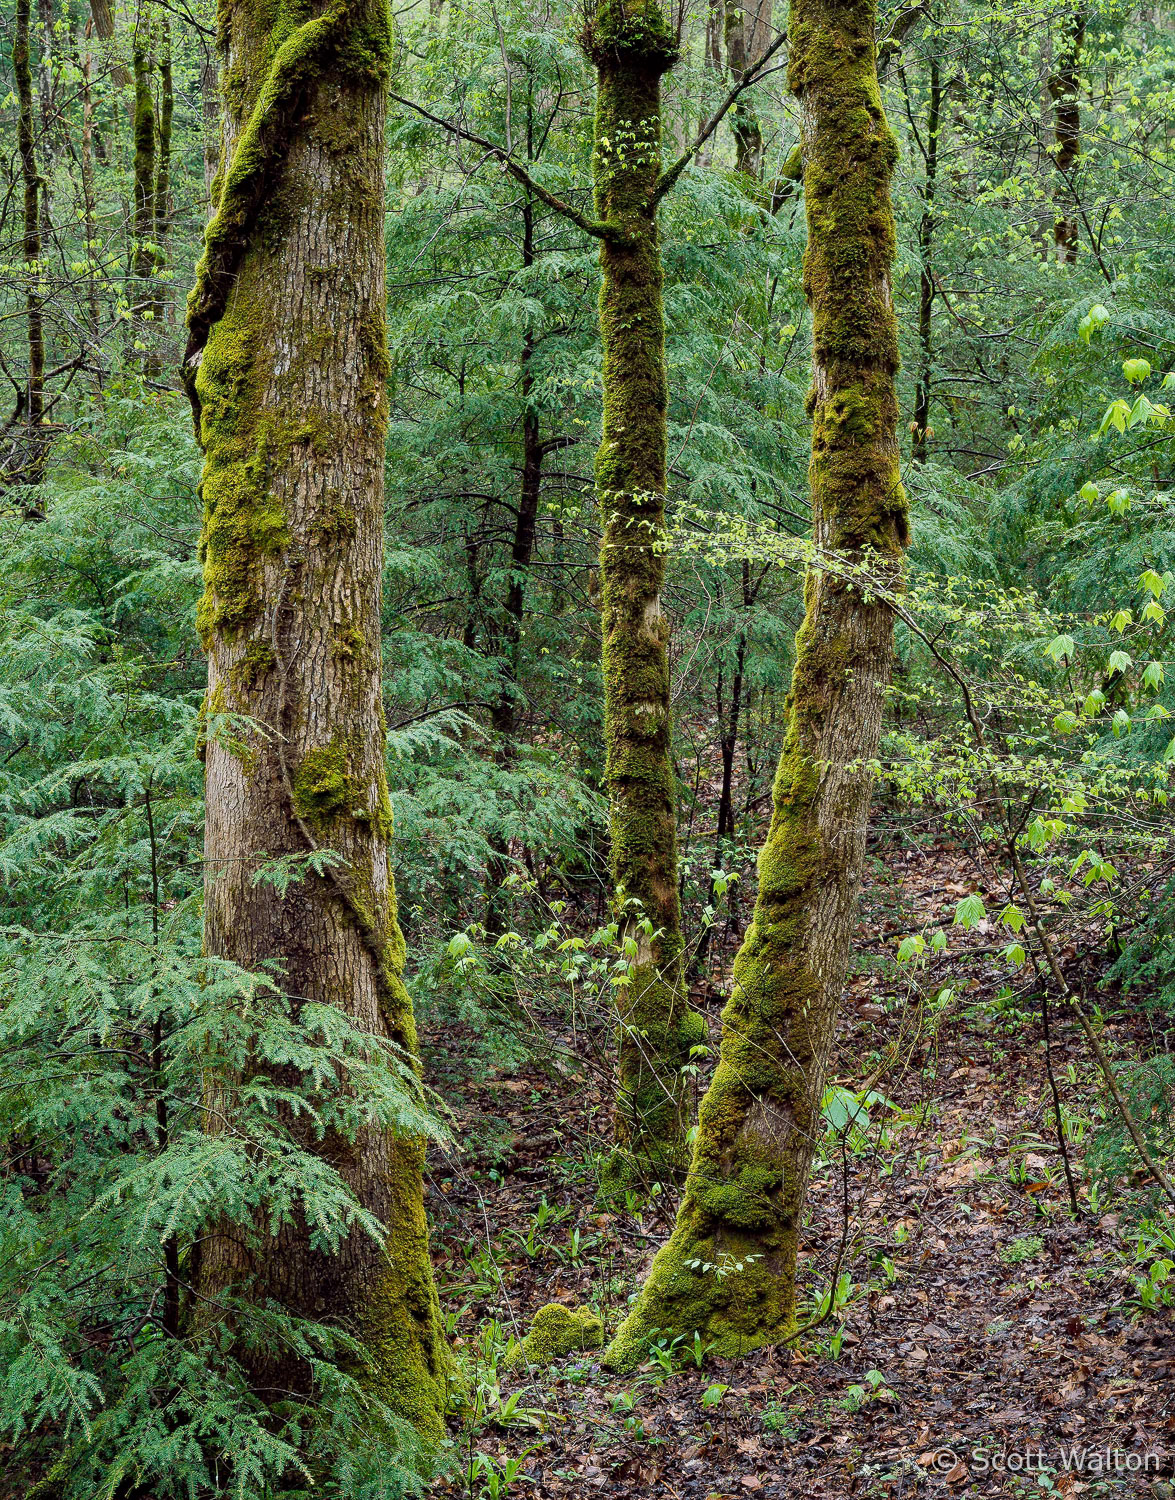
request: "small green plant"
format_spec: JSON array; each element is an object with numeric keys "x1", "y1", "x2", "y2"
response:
[
  {"x1": 761, "y1": 1402, "x2": 803, "y2": 1439},
  {"x1": 839, "y1": 1369, "x2": 895, "y2": 1413},
  {"x1": 1001, "y1": 1234, "x2": 1045, "y2": 1265},
  {"x1": 467, "y1": 1445, "x2": 540, "y2": 1498},
  {"x1": 1132, "y1": 1257, "x2": 1174, "y2": 1311},
  {"x1": 700, "y1": 1382, "x2": 729, "y2": 1409}
]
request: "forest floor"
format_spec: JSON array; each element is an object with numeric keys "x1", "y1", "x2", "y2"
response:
[{"x1": 422, "y1": 836, "x2": 1174, "y2": 1500}]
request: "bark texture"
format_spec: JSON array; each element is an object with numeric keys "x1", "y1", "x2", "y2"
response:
[
  {"x1": 605, "y1": 0, "x2": 907, "y2": 1369},
  {"x1": 186, "y1": 0, "x2": 448, "y2": 1438},
  {"x1": 584, "y1": 0, "x2": 704, "y2": 1175}
]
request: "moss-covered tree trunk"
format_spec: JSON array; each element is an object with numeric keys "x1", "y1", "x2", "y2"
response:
[
  {"x1": 584, "y1": 0, "x2": 703, "y2": 1177},
  {"x1": 605, "y1": 0, "x2": 907, "y2": 1368},
  {"x1": 184, "y1": 0, "x2": 448, "y2": 1437}
]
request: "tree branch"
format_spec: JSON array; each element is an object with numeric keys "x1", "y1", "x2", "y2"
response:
[
  {"x1": 653, "y1": 31, "x2": 789, "y2": 205},
  {"x1": 389, "y1": 92, "x2": 623, "y2": 243}
]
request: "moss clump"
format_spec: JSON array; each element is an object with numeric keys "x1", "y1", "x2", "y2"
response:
[
  {"x1": 291, "y1": 734, "x2": 354, "y2": 822},
  {"x1": 504, "y1": 1304, "x2": 604, "y2": 1370}
]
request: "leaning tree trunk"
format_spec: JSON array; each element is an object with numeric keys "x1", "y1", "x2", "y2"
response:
[
  {"x1": 584, "y1": 0, "x2": 704, "y2": 1178},
  {"x1": 183, "y1": 0, "x2": 448, "y2": 1437},
  {"x1": 605, "y1": 0, "x2": 908, "y2": 1368}
]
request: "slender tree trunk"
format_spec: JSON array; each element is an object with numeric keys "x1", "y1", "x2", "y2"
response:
[
  {"x1": 79, "y1": 23, "x2": 102, "y2": 370},
  {"x1": 584, "y1": 0, "x2": 704, "y2": 1175},
  {"x1": 605, "y1": 0, "x2": 907, "y2": 1368},
  {"x1": 911, "y1": 57, "x2": 940, "y2": 464},
  {"x1": 1048, "y1": 7, "x2": 1085, "y2": 262},
  {"x1": 13, "y1": 0, "x2": 47, "y2": 506},
  {"x1": 692, "y1": 560, "x2": 751, "y2": 981},
  {"x1": 147, "y1": 16, "x2": 172, "y2": 371},
  {"x1": 130, "y1": 17, "x2": 155, "y2": 349},
  {"x1": 184, "y1": 0, "x2": 449, "y2": 1437},
  {"x1": 485, "y1": 198, "x2": 543, "y2": 935},
  {"x1": 200, "y1": 41, "x2": 221, "y2": 204}
]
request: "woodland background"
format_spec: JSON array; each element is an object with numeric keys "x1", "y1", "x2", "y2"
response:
[{"x1": 0, "y1": 0, "x2": 1173, "y2": 1491}]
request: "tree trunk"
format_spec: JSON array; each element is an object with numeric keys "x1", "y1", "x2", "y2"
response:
[
  {"x1": 89, "y1": 0, "x2": 132, "y2": 87},
  {"x1": 1048, "y1": 7, "x2": 1085, "y2": 263},
  {"x1": 910, "y1": 57, "x2": 940, "y2": 464},
  {"x1": 725, "y1": 0, "x2": 771, "y2": 178},
  {"x1": 584, "y1": 0, "x2": 704, "y2": 1176},
  {"x1": 200, "y1": 41, "x2": 220, "y2": 204},
  {"x1": 130, "y1": 19, "x2": 155, "y2": 319},
  {"x1": 147, "y1": 15, "x2": 172, "y2": 371},
  {"x1": 183, "y1": 0, "x2": 449, "y2": 1437},
  {"x1": 485, "y1": 197, "x2": 543, "y2": 936},
  {"x1": 604, "y1": 0, "x2": 907, "y2": 1368},
  {"x1": 12, "y1": 0, "x2": 47, "y2": 507}
]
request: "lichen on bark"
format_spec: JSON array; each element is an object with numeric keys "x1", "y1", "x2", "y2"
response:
[{"x1": 605, "y1": 0, "x2": 908, "y2": 1370}]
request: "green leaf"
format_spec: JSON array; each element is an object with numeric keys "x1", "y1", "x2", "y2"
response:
[
  {"x1": 1052, "y1": 709, "x2": 1078, "y2": 734},
  {"x1": 1142, "y1": 660, "x2": 1165, "y2": 692},
  {"x1": 1140, "y1": 568, "x2": 1166, "y2": 598},
  {"x1": 1107, "y1": 649, "x2": 1132, "y2": 674},
  {"x1": 1078, "y1": 481, "x2": 1099, "y2": 503},
  {"x1": 953, "y1": 893, "x2": 986, "y2": 930},
  {"x1": 1044, "y1": 633, "x2": 1076, "y2": 662},
  {"x1": 1110, "y1": 609, "x2": 1132, "y2": 633},
  {"x1": 999, "y1": 904, "x2": 1026, "y2": 934},
  {"x1": 1123, "y1": 356, "x2": 1152, "y2": 384}
]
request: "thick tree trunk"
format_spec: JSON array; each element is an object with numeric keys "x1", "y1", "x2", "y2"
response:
[
  {"x1": 584, "y1": 0, "x2": 704, "y2": 1175},
  {"x1": 184, "y1": 0, "x2": 448, "y2": 1437},
  {"x1": 89, "y1": 0, "x2": 132, "y2": 86},
  {"x1": 605, "y1": 0, "x2": 907, "y2": 1368}
]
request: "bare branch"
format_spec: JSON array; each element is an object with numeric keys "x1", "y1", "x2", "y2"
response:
[
  {"x1": 653, "y1": 30, "x2": 789, "y2": 206},
  {"x1": 389, "y1": 92, "x2": 623, "y2": 243}
]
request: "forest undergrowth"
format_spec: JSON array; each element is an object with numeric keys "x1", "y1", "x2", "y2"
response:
[{"x1": 424, "y1": 831, "x2": 1174, "y2": 1498}]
